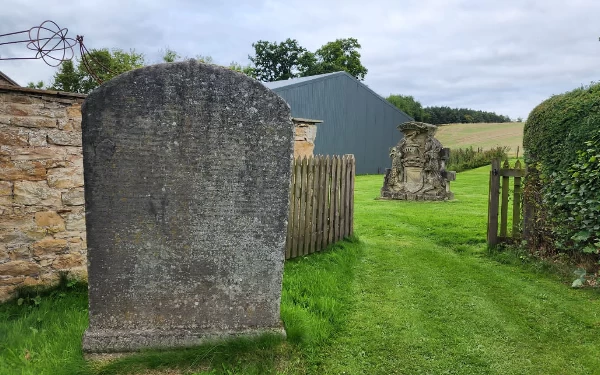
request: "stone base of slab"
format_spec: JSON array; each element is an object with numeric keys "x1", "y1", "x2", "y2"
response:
[{"x1": 82, "y1": 323, "x2": 286, "y2": 355}]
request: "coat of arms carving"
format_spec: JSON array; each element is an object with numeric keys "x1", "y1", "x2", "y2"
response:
[{"x1": 380, "y1": 121, "x2": 456, "y2": 201}]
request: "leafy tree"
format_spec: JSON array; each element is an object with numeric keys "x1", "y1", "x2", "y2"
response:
[
  {"x1": 48, "y1": 49, "x2": 145, "y2": 94},
  {"x1": 248, "y1": 37, "x2": 369, "y2": 81},
  {"x1": 304, "y1": 38, "x2": 368, "y2": 80},
  {"x1": 26, "y1": 81, "x2": 45, "y2": 89},
  {"x1": 386, "y1": 94, "x2": 427, "y2": 121},
  {"x1": 248, "y1": 38, "x2": 310, "y2": 82}
]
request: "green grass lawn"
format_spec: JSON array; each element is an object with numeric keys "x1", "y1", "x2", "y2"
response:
[{"x1": 2, "y1": 166, "x2": 600, "y2": 374}]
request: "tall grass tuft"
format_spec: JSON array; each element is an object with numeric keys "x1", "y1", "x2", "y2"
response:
[{"x1": 447, "y1": 146, "x2": 509, "y2": 172}]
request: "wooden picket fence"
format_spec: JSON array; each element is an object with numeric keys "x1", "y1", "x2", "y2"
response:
[
  {"x1": 487, "y1": 158, "x2": 526, "y2": 246},
  {"x1": 285, "y1": 155, "x2": 355, "y2": 260}
]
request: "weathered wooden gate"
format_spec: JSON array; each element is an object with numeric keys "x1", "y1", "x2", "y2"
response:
[{"x1": 487, "y1": 159, "x2": 526, "y2": 246}]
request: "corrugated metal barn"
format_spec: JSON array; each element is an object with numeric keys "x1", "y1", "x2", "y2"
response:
[{"x1": 264, "y1": 72, "x2": 411, "y2": 174}]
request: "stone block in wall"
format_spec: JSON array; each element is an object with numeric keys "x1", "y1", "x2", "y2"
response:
[
  {"x1": 0, "y1": 276, "x2": 25, "y2": 286},
  {"x1": 0, "y1": 213, "x2": 35, "y2": 232},
  {"x1": 0, "y1": 260, "x2": 41, "y2": 277},
  {"x1": 0, "y1": 102, "x2": 66, "y2": 118},
  {"x1": 32, "y1": 238, "x2": 68, "y2": 257},
  {"x1": 0, "y1": 160, "x2": 47, "y2": 181},
  {"x1": 34, "y1": 211, "x2": 66, "y2": 233},
  {"x1": 52, "y1": 253, "x2": 84, "y2": 270},
  {"x1": 0, "y1": 181, "x2": 11, "y2": 196},
  {"x1": 13, "y1": 181, "x2": 62, "y2": 206},
  {"x1": 28, "y1": 132, "x2": 48, "y2": 146},
  {"x1": 0, "y1": 126, "x2": 29, "y2": 146},
  {"x1": 62, "y1": 188, "x2": 85, "y2": 206},
  {"x1": 1, "y1": 116, "x2": 59, "y2": 129},
  {"x1": 7, "y1": 245, "x2": 31, "y2": 261},
  {"x1": 47, "y1": 164, "x2": 84, "y2": 189},
  {"x1": 0, "y1": 230, "x2": 37, "y2": 246},
  {"x1": 46, "y1": 129, "x2": 82, "y2": 146},
  {"x1": 5, "y1": 145, "x2": 66, "y2": 161},
  {"x1": 62, "y1": 208, "x2": 85, "y2": 232}
]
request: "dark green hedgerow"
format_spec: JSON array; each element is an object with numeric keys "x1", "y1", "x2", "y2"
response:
[
  {"x1": 524, "y1": 82, "x2": 600, "y2": 173},
  {"x1": 523, "y1": 82, "x2": 600, "y2": 257},
  {"x1": 545, "y1": 131, "x2": 600, "y2": 255}
]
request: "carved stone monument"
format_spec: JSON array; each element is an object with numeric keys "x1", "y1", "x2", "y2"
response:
[
  {"x1": 81, "y1": 61, "x2": 294, "y2": 353},
  {"x1": 380, "y1": 121, "x2": 455, "y2": 201}
]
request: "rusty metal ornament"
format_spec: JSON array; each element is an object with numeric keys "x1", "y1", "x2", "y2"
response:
[{"x1": 1, "y1": 20, "x2": 112, "y2": 83}]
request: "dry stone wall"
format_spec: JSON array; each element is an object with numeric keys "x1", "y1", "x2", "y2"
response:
[{"x1": 0, "y1": 86, "x2": 87, "y2": 302}]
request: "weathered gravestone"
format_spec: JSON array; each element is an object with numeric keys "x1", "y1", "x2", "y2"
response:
[
  {"x1": 380, "y1": 121, "x2": 456, "y2": 201},
  {"x1": 81, "y1": 60, "x2": 294, "y2": 353}
]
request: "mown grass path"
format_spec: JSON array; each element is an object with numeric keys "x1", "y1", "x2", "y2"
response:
[{"x1": 315, "y1": 167, "x2": 600, "y2": 374}]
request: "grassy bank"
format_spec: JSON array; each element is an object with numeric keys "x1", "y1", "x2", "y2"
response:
[{"x1": 436, "y1": 122, "x2": 524, "y2": 156}]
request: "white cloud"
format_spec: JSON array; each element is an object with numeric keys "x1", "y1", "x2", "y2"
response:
[{"x1": 1, "y1": 0, "x2": 599, "y2": 119}]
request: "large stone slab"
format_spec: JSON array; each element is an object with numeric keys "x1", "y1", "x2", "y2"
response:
[{"x1": 81, "y1": 61, "x2": 294, "y2": 353}]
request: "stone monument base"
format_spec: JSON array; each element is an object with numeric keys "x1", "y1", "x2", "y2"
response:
[
  {"x1": 379, "y1": 190, "x2": 454, "y2": 201},
  {"x1": 82, "y1": 324, "x2": 286, "y2": 354}
]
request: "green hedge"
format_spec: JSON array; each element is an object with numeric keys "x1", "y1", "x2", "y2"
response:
[
  {"x1": 524, "y1": 82, "x2": 600, "y2": 171},
  {"x1": 523, "y1": 82, "x2": 600, "y2": 256}
]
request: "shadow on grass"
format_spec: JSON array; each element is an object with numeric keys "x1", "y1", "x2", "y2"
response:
[{"x1": 83, "y1": 333, "x2": 288, "y2": 375}]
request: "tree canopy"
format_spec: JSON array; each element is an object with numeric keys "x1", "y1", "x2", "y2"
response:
[
  {"x1": 47, "y1": 48, "x2": 145, "y2": 94},
  {"x1": 386, "y1": 95, "x2": 426, "y2": 121},
  {"x1": 248, "y1": 37, "x2": 368, "y2": 81},
  {"x1": 248, "y1": 38, "x2": 309, "y2": 82},
  {"x1": 303, "y1": 38, "x2": 368, "y2": 80}
]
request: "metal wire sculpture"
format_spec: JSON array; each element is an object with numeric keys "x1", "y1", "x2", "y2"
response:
[{"x1": 0, "y1": 20, "x2": 112, "y2": 84}]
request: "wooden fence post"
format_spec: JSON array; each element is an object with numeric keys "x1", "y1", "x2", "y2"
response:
[
  {"x1": 292, "y1": 158, "x2": 302, "y2": 258},
  {"x1": 329, "y1": 156, "x2": 337, "y2": 246},
  {"x1": 286, "y1": 158, "x2": 295, "y2": 259},
  {"x1": 512, "y1": 159, "x2": 523, "y2": 238},
  {"x1": 487, "y1": 158, "x2": 500, "y2": 246},
  {"x1": 335, "y1": 156, "x2": 342, "y2": 241},
  {"x1": 323, "y1": 156, "x2": 331, "y2": 249},
  {"x1": 310, "y1": 157, "x2": 319, "y2": 253},
  {"x1": 500, "y1": 160, "x2": 510, "y2": 238}
]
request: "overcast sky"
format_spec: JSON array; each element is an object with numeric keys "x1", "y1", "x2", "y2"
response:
[{"x1": 1, "y1": 0, "x2": 599, "y2": 119}]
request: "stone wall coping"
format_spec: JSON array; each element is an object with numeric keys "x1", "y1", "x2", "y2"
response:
[
  {"x1": 292, "y1": 117, "x2": 323, "y2": 124},
  {"x1": 0, "y1": 84, "x2": 87, "y2": 100}
]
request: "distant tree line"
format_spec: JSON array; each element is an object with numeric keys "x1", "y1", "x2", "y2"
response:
[{"x1": 386, "y1": 94, "x2": 514, "y2": 124}]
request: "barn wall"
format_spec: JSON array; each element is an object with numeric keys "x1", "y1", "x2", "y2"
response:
[{"x1": 272, "y1": 74, "x2": 411, "y2": 174}]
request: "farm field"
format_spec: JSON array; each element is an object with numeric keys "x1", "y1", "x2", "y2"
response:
[
  {"x1": 435, "y1": 122, "x2": 524, "y2": 156},
  {"x1": 2, "y1": 165, "x2": 599, "y2": 374}
]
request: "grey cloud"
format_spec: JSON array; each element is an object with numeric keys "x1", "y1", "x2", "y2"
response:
[{"x1": 1, "y1": 0, "x2": 599, "y2": 119}]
